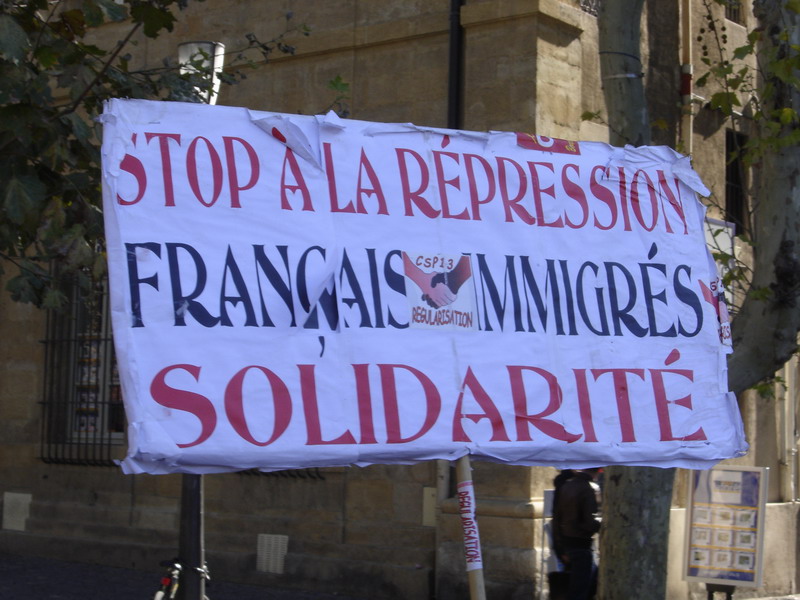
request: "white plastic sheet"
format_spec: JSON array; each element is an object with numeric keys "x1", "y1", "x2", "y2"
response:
[{"x1": 100, "y1": 99, "x2": 746, "y2": 474}]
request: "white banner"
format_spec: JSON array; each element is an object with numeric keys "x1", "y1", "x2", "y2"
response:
[{"x1": 100, "y1": 99, "x2": 746, "y2": 474}]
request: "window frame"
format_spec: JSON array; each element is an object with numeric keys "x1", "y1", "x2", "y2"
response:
[{"x1": 40, "y1": 277, "x2": 126, "y2": 466}]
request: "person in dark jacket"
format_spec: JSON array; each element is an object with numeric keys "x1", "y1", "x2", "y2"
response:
[{"x1": 551, "y1": 468, "x2": 602, "y2": 600}]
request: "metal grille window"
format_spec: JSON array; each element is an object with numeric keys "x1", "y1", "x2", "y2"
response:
[
  {"x1": 725, "y1": 1, "x2": 743, "y2": 24},
  {"x1": 41, "y1": 279, "x2": 125, "y2": 466}
]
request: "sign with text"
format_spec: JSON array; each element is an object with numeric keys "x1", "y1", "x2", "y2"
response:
[
  {"x1": 684, "y1": 466, "x2": 768, "y2": 587},
  {"x1": 100, "y1": 99, "x2": 747, "y2": 474}
]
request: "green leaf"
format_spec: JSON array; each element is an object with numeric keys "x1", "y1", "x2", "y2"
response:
[
  {"x1": 728, "y1": 76, "x2": 744, "y2": 90},
  {"x1": 652, "y1": 118, "x2": 669, "y2": 131},
  {"x1": 786, "y1": 0, "x2": 800, "y2": 14},
  {"x1": 749, "y1": 286, "x2": 773, "y2": 302},
  {"x1": 58, "y1": 9, "x2": 88, "y2": 39},
  {"x1": 3, "y1": 175, "x2": 47, "y2": 225},
  {"x1": 34, "y1": 46, "x2": 60, "y2": 69},
  {"x1": 93, "y1": 252, "x2": 108, "y2": 280},
  {"x1": 5, "y1": 260, "x2": 49, "y2": 305},
  {"x1": 129, "y1": 4, "x2": 177, "y2": 38},
  {"x1": 41, "y1": 287, "x2": 69, "y2": 310},
  {"x1": 779, "y1": 107, "x2": 798, "y2": 125},
  {"x1": 61, "y1": 112, "x2": 94, "y2": 147},
  {"x1": 710, "y1": 91, "x2": 740, "y2": 115},
  {"x1": 327, "y1": 75, "x2": 350, "y2": 93},
  {"x1": 0, "y1": 14, "x2": 31, "y2": 64},
  {"x1": 83, "y1": 0, "x2": 105, "y2": 27},
  {"x1": 747, "y1": 30, "x2": 762, "y2": 45},
  {"x1": 733, "y1": 44, "x2": 753, "y2": 61},
  {"x1": 6, "y1": 274, "x2": 40, "y2": 304},
  {"x1": 65, "y1": 235, "x2": 94, "y2": 270},
  {"x1": 771, "y1": 57, "x2": 800, "y2": 84}
]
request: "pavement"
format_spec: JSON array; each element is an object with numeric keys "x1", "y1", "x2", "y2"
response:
[
  {"x1": 0, "y1": 552, "x2": 368, "y2": 600},
  {"x1": 737, "y1": 597, "x2": 800, "y2": 600},
  {"x1": 2, "y1": 551, "x2": 800, "y2": 600}
]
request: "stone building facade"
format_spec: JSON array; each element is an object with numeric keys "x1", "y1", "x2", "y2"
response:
[{"x1": 1, "y1": 1, "x2": 798, "y2": 598}]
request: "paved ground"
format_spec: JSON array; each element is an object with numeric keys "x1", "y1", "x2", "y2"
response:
[
  {"x1": 0, "y1": 552, "x2": 367, "y2": 600},
  {"x1": 3, "y1": 551, "x2": 800, "y2": 600},
  {"x1": 738, "y1": 597, "x2": 800, "y2": 600}
]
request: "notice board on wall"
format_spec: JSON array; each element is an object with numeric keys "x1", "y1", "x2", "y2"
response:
[
  {"x1": 683, "y1": 466, "x2": 768, "y2": 588},
  {"x1": 100, "y1": 98, "x2": 747, "y2": 475}
]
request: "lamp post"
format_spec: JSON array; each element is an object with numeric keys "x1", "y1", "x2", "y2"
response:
[{"x1": 174, "y1": 42, "x2": 224, "y2": 600}]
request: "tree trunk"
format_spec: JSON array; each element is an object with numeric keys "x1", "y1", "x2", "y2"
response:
[
  {"x1": 596, "y1": 3, "x2": 675, "y2": 599},
  {"x1": 598, "y1": 467, "x2": 674, "y2": 598},
  {"x1": 727, "y1": 0, "x2": 800, "y2": 395}
]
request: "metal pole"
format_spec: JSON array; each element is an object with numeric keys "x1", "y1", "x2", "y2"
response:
[
  {"x1": 455, "y1": 456, "x2": 486, "y2": 600},
  {"x1": 177, "y1": 473, "x2": 205, "y2": 600},
  {"x1": 447, "y1": 0, "x2": 465, "y2": 130}
]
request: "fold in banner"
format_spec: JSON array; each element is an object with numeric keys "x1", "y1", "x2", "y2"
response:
[{"x1": 100, "y1": 99, "x2": 747, "y2": 475}]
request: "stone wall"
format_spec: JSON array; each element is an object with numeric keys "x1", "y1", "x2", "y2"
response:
[{"x1": 2, "y1": 1, "x2": 799, "y2": 598}]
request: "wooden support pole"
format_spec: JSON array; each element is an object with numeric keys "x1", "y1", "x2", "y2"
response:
[{"x1": 455, "y1": 455, "x2": 486, "y2": 600}]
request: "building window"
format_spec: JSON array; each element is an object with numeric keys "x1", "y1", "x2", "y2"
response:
[
  {"x1": 725, "y1": 0, "x2": 743, "y2": 24},
  {"x1": 579, "y1": 0, "x2": 601, "y2": 16},
  {"x1": 725, "y1": 130, "x2": 748, "y2": 235},
  {"x1": 41, "y1": 277, "x2": 125, "y2": 466}
]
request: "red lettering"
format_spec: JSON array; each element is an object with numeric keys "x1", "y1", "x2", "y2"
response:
[
  {"x1": 573, "y1": 369, "x2": 598, "y2": 442},
  {"x1": 464, "y1": 154, "x2": 495, "y2": 221},
  {"x1": 325, "y1": 142, "x2": 355, "y2": 213},
  {"x1": 356, "y1": 149, "x2": 388, "y2": 215},
  {"x1": 379, "y1": 364, "x2": 441, "y2": 443},
  {"x1": 223, "y1": 136, "x2": 259, "y2": 209},
  {"x1": 590, "y1": 165, "x2": 617, "y2": 230},
  {"x1": 528, "y1": 161, "x2": 563, "y2": 228},
  {"x1": 150, "y1": 364, "x2": 216, "y2": 448},
  {"x1": 649, "y1": 366, "x2": 706, "y2": 441},
  {"x1": 353, "y1": 364, "x2": 378, "y2": 444},
  {"x1": 496, "y1": 157, "x2": 534, "y2": 224},
  {"x1": 118, "y1": 133, "x2": 147, "y2": 206},
  {"x1": 508, "y1": 366, "x2": 580, "y2": 442},
  {"x1": 657, "y1": 171, "x2": 688, "y2": 234},
  {"x1": 145, "y1": 132, "x2": 181, "y2": 206},
  {"x1": 186, "y1": 136, "x2": 223, "y2": 207},
  {"x1": 224, "y1": 366, "x2": 292, "y2": 446},
  {"x1": 433, "y1": 150, "x2": 469, "y2": 220},
  {"x1": 452, "y1": 367, "x2": 510, "y2": 442},
  {"x1": 299, "y1": 364, "x2": 357, "y2": 445},
  {"x1": 280, "y1": 148, "x2": 313, "y2": 211},
  {"x1": 592, "y1": 368, "x2": 645, "y2": 442},
  {"x1": 630, "y1": 170, "x2": 658, "y2": 232},
  {"x1": 396, "y1": 148, "x2": 439, "y2": 218},
  {"x1": 563, "y1": 164, "x2": 589, "y2": 229},
  {"x1": 617, "y1": 167, "x2": 633, "y2": 231}
]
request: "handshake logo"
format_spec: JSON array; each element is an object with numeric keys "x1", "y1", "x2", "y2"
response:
[{"x1": 403, "y1": 252, "x2": 477, "y2": 330}]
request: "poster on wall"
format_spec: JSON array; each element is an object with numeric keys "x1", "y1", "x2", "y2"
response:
[
  {"x1": 100, "y1": 98, "x2": 747, "y2": 475},
  {"x1": 683, "y1": 466, "x2": 768, "y2": 588}
]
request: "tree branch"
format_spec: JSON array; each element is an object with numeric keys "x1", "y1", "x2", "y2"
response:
[{"x1": 59, "y1": 21, "x2": 143, "y2": 118}]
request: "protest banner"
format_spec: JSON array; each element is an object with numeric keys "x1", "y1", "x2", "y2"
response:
[{"x1": 100, "y1": 99, "x2": 747, "y2": 475}]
